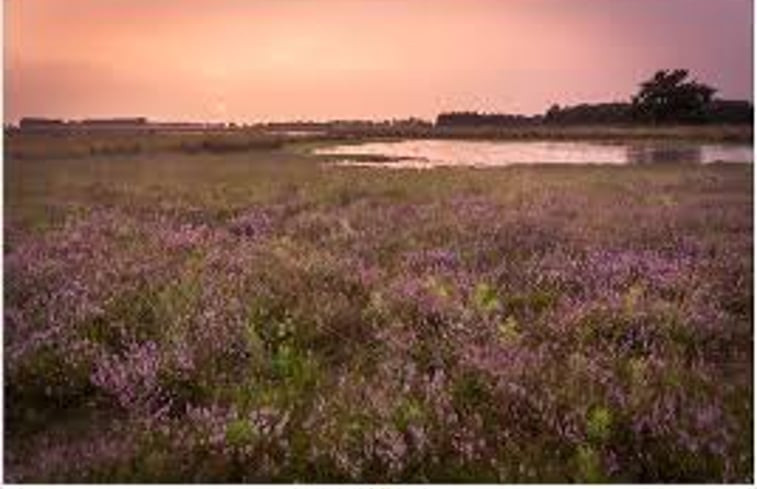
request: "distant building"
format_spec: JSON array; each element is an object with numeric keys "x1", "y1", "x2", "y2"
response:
[
  {"x1": 19, "y1": 117, "x2": 65, "y2": 129},
  {"x1": 15, "y1": 117, "x2": 235, "y2": 133}
]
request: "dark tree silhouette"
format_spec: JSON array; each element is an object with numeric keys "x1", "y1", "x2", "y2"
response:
[
  {"x1": 545, "y1": 104, "x2": 561, "y2": 121},
  {"x1": 435, "y1": 111, "x2": 540, "y2": 126},
  {"x1": 631, "y1": 69, "x2": 716, "y2": 124},
  {"x1": 544, "y1": 102, "x2": 632, "y2": 125}
]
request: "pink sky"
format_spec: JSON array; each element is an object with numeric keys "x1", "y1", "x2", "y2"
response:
[{"x1": 5, "y1": 0, "x2": 753, "y2": 123}]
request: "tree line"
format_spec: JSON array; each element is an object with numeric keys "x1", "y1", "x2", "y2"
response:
[{"x1": 437, "y1": 70, "x2": 753, "y2": 127}]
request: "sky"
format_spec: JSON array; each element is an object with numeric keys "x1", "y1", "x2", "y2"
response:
[{"x1": 4, "y1": 0, "x2": 754, "y2": 123}]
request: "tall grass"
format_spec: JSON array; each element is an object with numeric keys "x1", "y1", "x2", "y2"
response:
[
  {"x1": 4, "y1": 130, "x2": 286, "y2": 160},
  {"x1": 5, "y1": 123, "x2": 752, "y2": 160}
]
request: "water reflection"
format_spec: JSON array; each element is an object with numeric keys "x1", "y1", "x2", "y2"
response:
[
  {"x1": 315, "y1": 140, "x2": 753, "y2": 168},
  {"x1": 626, "y1": 144, "x2": 702, "y2": 164}
]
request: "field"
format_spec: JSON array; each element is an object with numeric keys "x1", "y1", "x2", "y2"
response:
[
  {"x1": 4, "y1": 131, "x2": 754, "y2": 482},
  {"x1": 5, "y1": 123, "x2": 753, "y2": 161}
]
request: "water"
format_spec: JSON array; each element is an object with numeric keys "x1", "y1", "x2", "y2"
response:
[
  {"x1": 267, "y1": 130, "x2": 327, "y2": 137},
  {"x1": 315, "y1": 140, "x2": 753, "y2": 168}
]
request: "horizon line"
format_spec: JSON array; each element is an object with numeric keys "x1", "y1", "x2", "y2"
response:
[{"x1": 8, "y1": 95, "x2": 755, "y2": 127}]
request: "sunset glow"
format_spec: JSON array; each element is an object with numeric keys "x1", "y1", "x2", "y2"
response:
[{"x1": 5, "y1": 0, "x2": 753, "y2": 122}]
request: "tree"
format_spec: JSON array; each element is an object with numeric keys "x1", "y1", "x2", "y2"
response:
[
  {"x1": 545, "y1": 104, "x2": 561, "y2": 122},
  {"x1": 631, "y1": 69, "x2": 716, "y2": 124}
]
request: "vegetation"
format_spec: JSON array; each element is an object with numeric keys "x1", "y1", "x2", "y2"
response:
[
  {"x1": 4, "y1": 134, "x2": 752, "y2": 482},
  {"x1": 437, "y1": 70, "x2": 751, "y2": 127},
  {"x1": 545, "y1": 102, "x2": 631, "y2": 125},
  {"x1": 5, "y1": 122, "x2": 753, "y2": 164},
  {"x1": 631, "y1": 69, "x2": 717, "y2": 124},
  {"x1": 4, "y1": 130, "x2": 287, "y2": 160},
  {"x1": 436, "y1": 112, "x2": 540, "y2": 127}
]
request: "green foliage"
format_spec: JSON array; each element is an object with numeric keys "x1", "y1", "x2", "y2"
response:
[
  {"x1": 575, "y1": 445, "x2": 605, "y2": 483},
  {"x1": 473, "y1": 282, "x2": 501, "y2": 313},
  {"x1": 623, "y1": 284, "x2": 644, "y2": 315},
  {"x1": 586, "y1": 406, "x2": 613, "y2": 443},
  {"x1": 426, "y1": 276, "x2": 450, "y2": 299},
  {"x1": 498, "y1": 315, "x2": 522, "y2": 344},
  {"x1": 393, "y1": 397, "x2": 426, "y2": 431},
  {"x1": 452, "y1": 371, "x2": 493, "y2": 415},
  {"x1": 503, "y1": 289, "x2": 558, "y2": 315},
  {"x1": 226, "y1": 418, "x2": 256, "y2": 447}
]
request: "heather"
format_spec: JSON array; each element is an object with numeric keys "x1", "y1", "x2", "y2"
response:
[{"x1": 4, "y1": 141, "x2": 753, "y2": 482}]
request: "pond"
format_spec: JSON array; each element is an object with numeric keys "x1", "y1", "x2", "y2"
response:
[{"x1": 315, "y1": 140, "x2": 753, "y2": 168}]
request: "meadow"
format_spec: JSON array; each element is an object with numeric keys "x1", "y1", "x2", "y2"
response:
[
  {"x1": 4, "y1": 130, "x2": 753, "y2": 482},
  {"x1": 6, "y1": 123, "x2": 753, "y2": 161}
]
